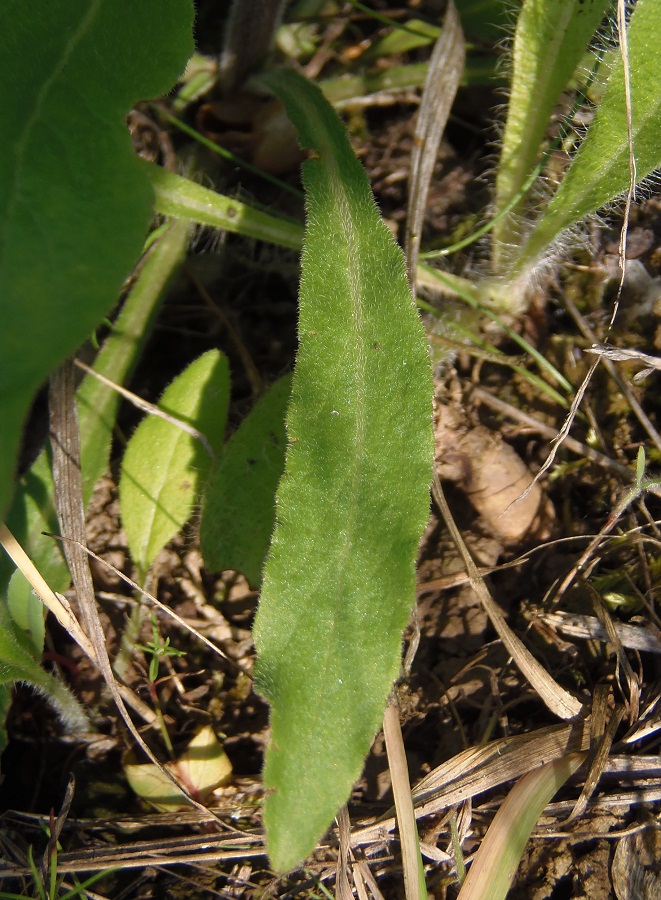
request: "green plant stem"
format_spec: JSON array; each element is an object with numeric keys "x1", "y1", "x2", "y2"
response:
[{"x1": 151, "y1": 685, "x2": 175, "y2": 758}]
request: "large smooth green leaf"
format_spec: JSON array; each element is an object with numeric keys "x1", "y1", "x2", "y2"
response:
[
  {"x1": 120, "y1": 350, "x2": 230, "y2": 579},
  {"x1": 0, "y1": 0, "x2": 194, "y2": 518},
  {"x1": 514, "y1": 0, "x2": 661, "y2": 273},
  {"x1": 253, "y1": 69, "x2": 433, "y2": 871},
  {"x1": 0, "y1": 220, "x2": 190, "y2": 597},
  {"x1": 201, "y1": 375, "x2": 291, "y2": 589},
  {"x1": 492, "y1": 0, "x2": 611, "y2": 269}
]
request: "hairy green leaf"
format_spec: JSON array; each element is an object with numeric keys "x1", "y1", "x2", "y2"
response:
[
  {"x1": 0, "y1": 0, "x2": 193, "y2": 518},
  {"x1": 0, "y1": 603, "x2": 88, "y2": 753},
  {"x1": 515, "y1": 0, "x2": 661, "y2": 273},
  {"x1": 201, "y1": 375, "x2": 291, "y2": 588},
  {"x1": 120, "y1": 350, "x2": 230, "y2": 579},
  {"x1": 492, "y1": 0, "x2": 610, "y2": 268},
  {"x1": 253, "y1": 69, "x2": 433, "y2": 871}
]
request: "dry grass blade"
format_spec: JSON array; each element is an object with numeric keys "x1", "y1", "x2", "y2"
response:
[
  {"x1": 336, "y1": 805, "x2": 354, "y2": 900},
  {"x1": 564, "y1": 294, "x2": 661, "y2": 454},
  {"x1": 353, "y1": 859, "x2": 386, "y2": 900},
  {"x1": 48, "y1": 360, "x2": 221, "y2": 826},
  {"x1": 404, "y1": 0, "x2": 464, "y2": 284},
  {"x1": 353, "y1": 720, "x2": 591, "y2": 846},
  {"x1": 564, "y1": 686, "x2": 624, "y2": 823},
  {"x1": 432, "y1": 469, "x2": 583, "y2": 719},
  {"x1": 532, "y1": 609, "x2": 661, "y2": 654},
  {"x1": 411, "y1": 720, "x2": 590, "y2": 816},
  {"x1": 352, "y1": 862, "x2": 371, "y2": 900},
  {"x1": 588, "y1": 584, "x2": 641, "y2": 722},
  {"x1": 585, "y1": 344, "x2": 661, "y2": 382},
  {"x1": 382, "y1": 698, "x2": 427, "y2": 900},
  {"x1": 0, "y1": 523, "x2": 96, "y2": 663},
  {"x1": 0, "y1": 523, "x2": 156, "y2": 725}
]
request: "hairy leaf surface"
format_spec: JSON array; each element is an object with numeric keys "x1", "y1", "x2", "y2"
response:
[
  {"x1": 515, "y1": 0, "x2": 661, "y2": 272},
  {"x1": 493, "y1": 0, "x2": 610, "y2": 267},
  {"x1": 253, "y1": 69, "x2": 433, "y2": 871},
  {"x1": 0, "y1": 222, "x2": 189, "y2": 614}
]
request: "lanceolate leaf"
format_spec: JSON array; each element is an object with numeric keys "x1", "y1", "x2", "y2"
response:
[
  {"x1": 515, "y1": 0, "x2": 661, "y2": 274},
  {"x1": 0, "y1": 0, "x2": 193, "y2": 519},
  {"x1": 492, "y1": 0, "x2": 610, "y2": 269},
  {"x1": 201, "y1": 375, "x2": 291, "y2": 588},
  {"x1": 120, "y1": 350, "x2": 230, "y2": 579},
  {"x1": 253, "y1": 69, "x2": 433, "y2": 871}
]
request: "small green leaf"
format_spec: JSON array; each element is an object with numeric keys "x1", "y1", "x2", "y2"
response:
[
  {"x1": 201, "y1": 375, "x2": 291, "y2": 588},
  {"x1": 253, "y1": 69, "x2": 433, "y2": 871},
  {"x1": 492, "y1": 0, "x2": 610, "y2": 267},
  {"x1": 120, "y1": 350, "x2": 230, "y2": 578},
  {"x1": 0, "y1": 0, "x2": 194, "y2": 518},
  {"x1": 515, "y1": 0, "x2": 661, "y2": 273}
]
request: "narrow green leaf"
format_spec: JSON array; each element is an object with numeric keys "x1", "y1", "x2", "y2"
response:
[
  {"x1": 0, "y1": 0, "x2": 193, "y2": 518},
  {"x1": 120, "y1": 350, "x2": 230, "y2": 578},
  {"x1": 515, "y1": 0, "x2": 661, "y2": 273},
  {"x1": 362, "y1": 19, "x2": 440, "y2": 61},
  {"x1": 201, "y1": 375, "x2": 291, "y2": 588},
  {"x1": 492, "y1": 0, "x2": 610, "y2": 267},
  {"x1": 77, "y1": 221, "x2": 192, "y2": 503},
  {"x1": 253, "y1": 69, "x2": 433, "y2": 872},
  {"x1": 6, "y1": 569, "x2": 45, "y2": 658}
]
